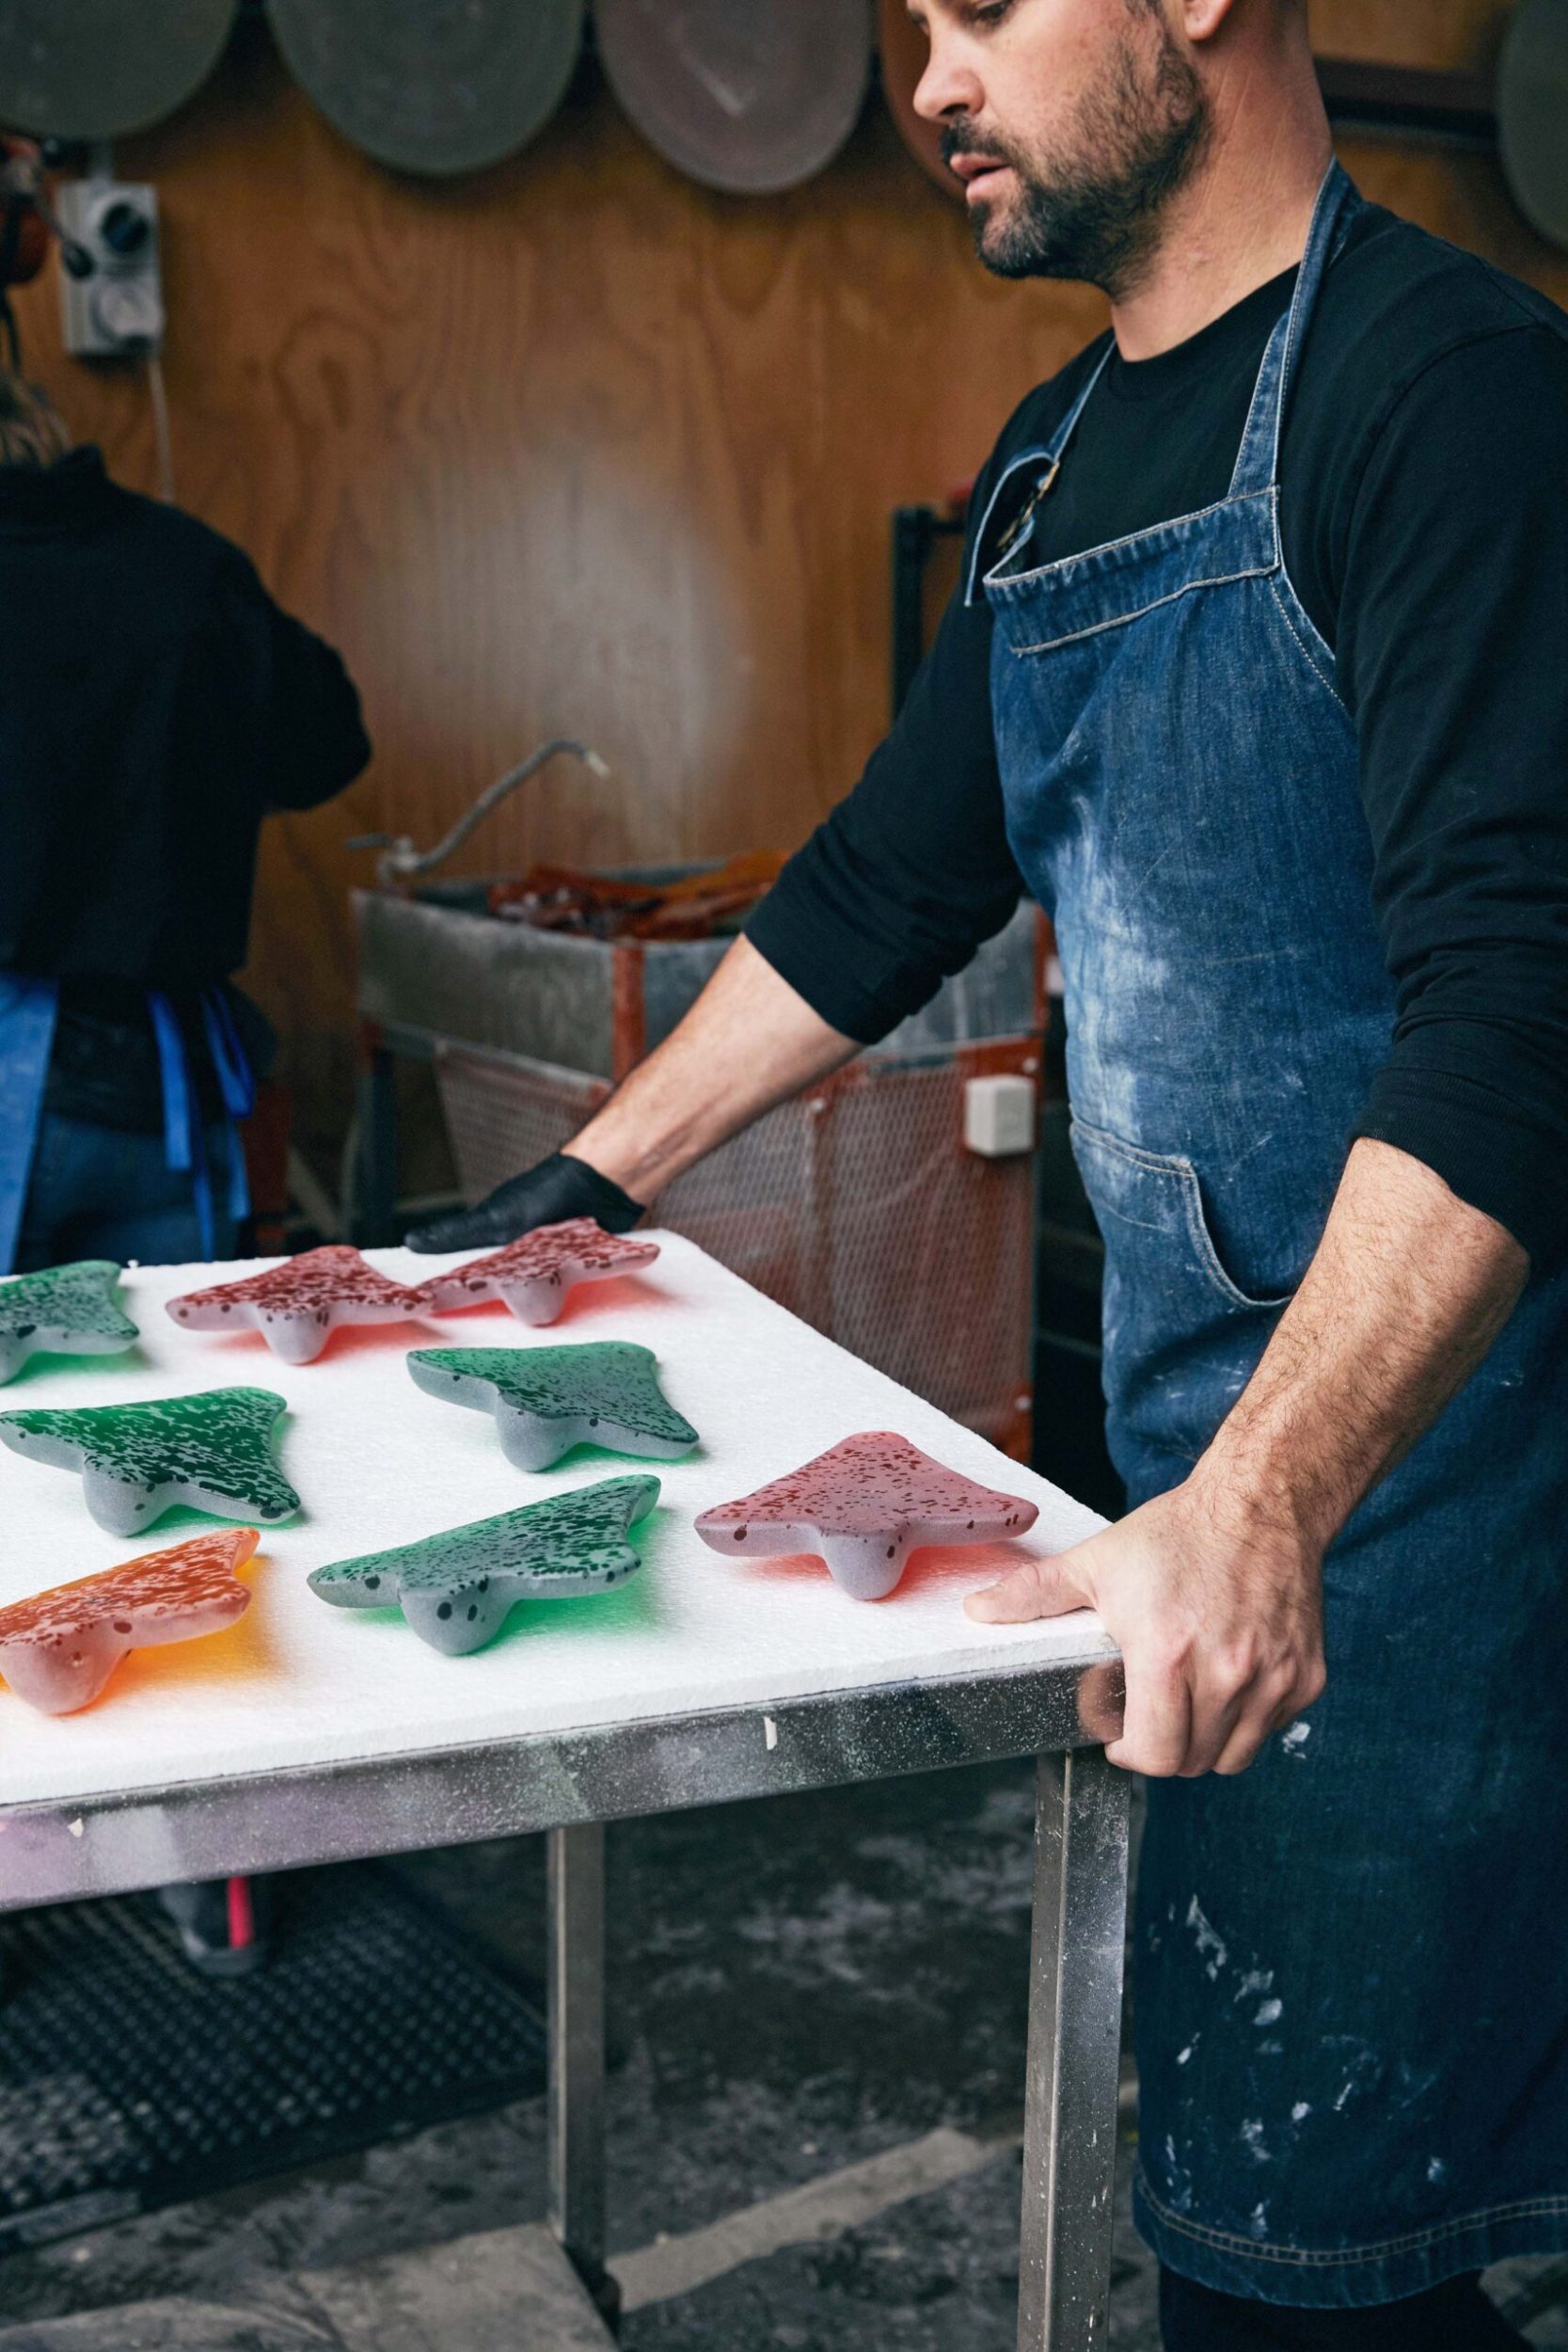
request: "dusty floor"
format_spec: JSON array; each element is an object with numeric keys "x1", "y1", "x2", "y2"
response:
[{"x1": 1, "y1": 1760, "x2": 1564, "y2": 2347}]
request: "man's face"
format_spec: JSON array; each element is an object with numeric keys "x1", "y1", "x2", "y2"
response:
[{"x1": 910, "y1": 0, "x2": 1212, "y2": 295}]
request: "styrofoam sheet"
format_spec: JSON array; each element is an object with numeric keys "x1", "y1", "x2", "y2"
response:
[{"x1": 0, "y1": 1237, "x2": 1111, "y2": 1810}]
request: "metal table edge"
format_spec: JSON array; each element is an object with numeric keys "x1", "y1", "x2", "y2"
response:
[{"x1": 0, "y1": 1645, "x2": 1120, "y2": 1911}]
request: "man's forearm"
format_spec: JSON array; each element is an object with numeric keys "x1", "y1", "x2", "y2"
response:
[
  {"x1": 568, "y1": 936, "x2": 860, "y2": 1203},
  {"x1": 1194, "y1": 1136, "x2": 1528, "y2": 1550},
  {"x1": 968, "y1": 1136, "x2": 1529, "y2": 1776}
]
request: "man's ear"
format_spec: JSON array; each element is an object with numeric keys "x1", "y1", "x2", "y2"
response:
[{"x1": 1179, "y1": 0, "x2": 1243, "y2": 43}]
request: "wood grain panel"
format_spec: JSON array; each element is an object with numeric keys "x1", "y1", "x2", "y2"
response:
[
  {"x1": 7, "y1": 8, "x2": 1564, "y2": 1161},
  {"x1": 1310, "y1": 0, "x2": 1511, "y2": 70}
]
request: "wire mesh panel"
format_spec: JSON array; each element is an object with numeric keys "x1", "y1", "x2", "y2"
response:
[
  {"x1": 436, "y1": 1042, "x2": 1035, "y2": 1450},
  {"x1": 436, "y1": 1049, "x2": 610, "y2": 1189}
]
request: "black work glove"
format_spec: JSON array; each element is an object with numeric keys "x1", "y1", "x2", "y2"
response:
[{"x1": 404, "y1": 1151, "x2": 646, "y2": 1253}]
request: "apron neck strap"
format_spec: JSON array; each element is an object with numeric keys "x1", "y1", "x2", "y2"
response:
[
  {"x1": 1228, "y1": 159, "x2": 1360, "y2": 501},
  {"x1": 963, "y1": 335, "x2": 1114, "y2": 606}
]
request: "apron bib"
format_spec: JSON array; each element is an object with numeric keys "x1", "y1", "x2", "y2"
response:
[{"x1": 980, "y1": 164, "x2": 1568, "y2": 2304}]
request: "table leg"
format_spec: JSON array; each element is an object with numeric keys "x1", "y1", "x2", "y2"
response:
[
  {"x1": 1017, "y1": 1747, "x2": 1132, "y2": 2352},
  {"x1": 547, "y1": 1822, "x2": 617, "y2": 2326}
]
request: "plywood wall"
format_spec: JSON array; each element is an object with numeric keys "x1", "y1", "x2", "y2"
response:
[{"x1": 8, "y1": 7, "x2": 1565, "y2": 1162}]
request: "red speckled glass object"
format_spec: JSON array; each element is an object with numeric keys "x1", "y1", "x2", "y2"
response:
[
  {"x1": 166, "y1": 1245, "x2": 424, "y2": 1364},
  {"x1": 0, "y1": 1527, "x2": 257, "y2": 1714},
  {"x1": 411, "y1": 1218, "x2": 661, "y2": 1327},
  {"x1": 695, "y1": 1430, "x2": 1038, "y2": 1602}
]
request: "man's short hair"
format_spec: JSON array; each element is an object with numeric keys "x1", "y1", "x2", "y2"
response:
[{"x1": 0, "y1": 373, "x2": 71, "y2": 468}]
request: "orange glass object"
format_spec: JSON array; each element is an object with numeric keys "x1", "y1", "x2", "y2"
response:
[
  {"x1": 411, "y1": 1218, "x2": 660, "y2": 1327},
  {"x1": 0, "y1": 1527, "x2": 257, "y2": 1715},
  {"x1": 696, "y1": 1431, "x2": 1038, "y2": 1602}
]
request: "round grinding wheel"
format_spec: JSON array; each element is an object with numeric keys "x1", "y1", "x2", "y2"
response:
[
  {"x1": 0, "y1": 0, "x2": 236, "y2": 140},
  {"x1": 594, "y1": 0, "x2": 874, "y2": 198},
  {"x1": 878, "y1": 0, "x2": 960, "y2": 201},
  {"x1": 1498, "y1": 0, "x2": 1568, "y2": 251},
  {"x1": 264, "y1": 0, "x2": 585, "y2": 179}
]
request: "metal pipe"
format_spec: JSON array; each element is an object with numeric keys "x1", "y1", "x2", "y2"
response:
[{"x1": 350, "y1": 738, "x2": 611, "y2": 891}]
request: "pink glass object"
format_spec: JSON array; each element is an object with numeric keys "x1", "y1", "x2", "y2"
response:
[
  {"x1": 0, "y1": 1527, "x2": 257, "y2": 1714},
  {"x1": 166, "y1": 1246, "x2": 424, "y2": 1364},
  {"x1": 412, "y1": 1218, "x2": 660, "y2": 1327},
  {"x1": 695, "y1": 1429, "x2": 1039, "y2": 1602}
]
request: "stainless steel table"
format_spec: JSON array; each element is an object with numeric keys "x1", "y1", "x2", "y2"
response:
[{"x1": 0, "y1": 1243, "x2": 1128, "y2": 2348}]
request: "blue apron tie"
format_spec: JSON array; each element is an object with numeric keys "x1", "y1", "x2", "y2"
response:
[
  {"x1": 149, "y1": 990, "x2": 254, "y2": 1262},
  {"x1": 0, "y1": 973, "x2": 59, "y2": 1275}
]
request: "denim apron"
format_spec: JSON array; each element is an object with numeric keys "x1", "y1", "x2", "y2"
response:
[
  {"x1": 0, "y1": 977, "x2": 252, "y2": 1275},
  {"x1": 977, "y1": 163, "x2": 1568, "y2": 2305}
]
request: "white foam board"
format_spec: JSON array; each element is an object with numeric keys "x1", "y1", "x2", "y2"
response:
[{"x1": 0, "y1": 1236, "x2": 1110, "y2": 1811}]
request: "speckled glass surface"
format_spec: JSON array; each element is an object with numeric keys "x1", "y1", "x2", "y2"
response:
[
  {"x1": 166, "y1": 1246, "x2": 423, "y2": 1364},
  {"x1": 309, "y1": 1473, "x2": 660, "y2": 1656},
  {"x1": 696, "y1": 1430, "x2": 1038, "y2": 1601},
  {"x1": 0, "y1": 1260, "x2": 139, "y2": 1385},
  {"x1": 407, "y1": 1343, "x2": 699, "y2": 1472},
  {"x1": 0, "y1": 1388, "x2": 300, "y2": 1536},
  {"x1": 0, "y1": 1527, "x2": 257, "y2": 1715},
  {"x1": 411, "y1": 1218, "x2": 661, "y2": 1327}
]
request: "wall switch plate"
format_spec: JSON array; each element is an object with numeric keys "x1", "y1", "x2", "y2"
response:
[
  {"x1": 56, "y1": 179, "x2": 164, "y2": 357},
  {"x1": 963, "y1": 1073, "x2": 1037, "y2": 1158}
]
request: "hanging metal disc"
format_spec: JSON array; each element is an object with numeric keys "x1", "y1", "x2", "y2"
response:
[
  {"x1": 594, "y1": 0, "x2": 873, "y2": 198},
  {"x1": 0, "y1": 0, "x2": 236, "y2": 140},
  {"x1": 1498, "y1": 0, "x2": 1568, "y2": 251},
  {"x1": 878, "y1": 0, "x2": 960, "y2": 201},
  {"x1": 264, "y1": 0, "x2": 585, "y2": 179}
]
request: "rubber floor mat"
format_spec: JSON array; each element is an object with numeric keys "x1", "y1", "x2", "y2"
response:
[{"x1": 0, "y1": 1862, "x2": 546, "y2": 2250}]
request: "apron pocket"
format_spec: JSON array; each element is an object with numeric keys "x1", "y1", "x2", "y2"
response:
[{"x1": 1069, "y1": 1116, "x2": 1291, "y2": 1314}]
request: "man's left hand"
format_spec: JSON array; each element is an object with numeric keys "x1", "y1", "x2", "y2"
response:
[{"x1": 964, "y1": 1478, "x2": 1326, "y2": 1778}]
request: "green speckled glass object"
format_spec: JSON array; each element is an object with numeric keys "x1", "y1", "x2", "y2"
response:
[
  {"x1": 0, "y1": 1388, "x2": 299, "y2": 1536},
  {"x1": 0, "y1": 1261, "x2": 139, "y2": 1384},
  {"x1": 309, "y1": 1473, "x2": 660, "y2": 1655},
  {"x1": 407, "y1": 1343, "x2": 698, "y2": 1472}
]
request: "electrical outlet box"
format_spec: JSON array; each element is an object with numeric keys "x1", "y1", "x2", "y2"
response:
[
  {"x1": 963, "y1": 1073, "x2": 1037, "y2": 1158},
  {"x1": 56, "y1": 180, "x2": 164, "y2": 357}
]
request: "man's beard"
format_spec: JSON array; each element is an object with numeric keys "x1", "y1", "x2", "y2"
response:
[{"x1": 945, "y1": 20, "x2": 1211, "y2": 296}]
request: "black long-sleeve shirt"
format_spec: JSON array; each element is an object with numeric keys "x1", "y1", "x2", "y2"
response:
[
  {"x1": 0, "y1": 446, "x2": 371, "y2": 1125},
  {"x1": 750, "y1": 201, "x2": 1568, "y2": 1268}
]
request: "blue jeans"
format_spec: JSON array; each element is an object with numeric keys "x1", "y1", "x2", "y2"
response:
[{"x1": 14, "y1": 1115, "x2": 240, "y2": 1273}]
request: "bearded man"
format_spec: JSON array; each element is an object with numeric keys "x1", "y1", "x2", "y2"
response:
[{"x1": 412, "y1": 5, "x2": 1568, "y2": 2343}]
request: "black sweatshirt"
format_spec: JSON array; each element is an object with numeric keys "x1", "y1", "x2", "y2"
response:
[
  {"x1": 0, "y1": 447, "x2": 371, "y2": 1126},
  {"x1": 749, "y1": 202, "x2": 1568, "y2": 1269}
]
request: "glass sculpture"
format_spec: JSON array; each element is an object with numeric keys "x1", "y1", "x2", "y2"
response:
[
  {"x1": 309, "y1": 1473, "x2": 660, "y2": 1655},
  {"x1": 0, "y1": 1527, "x2": 257, "y2": 1715},
  {"x1": 0, "y1": 1260, "x2": 139, "y2": 1384},
  {"x1": 407, "y1": 1343, "x2": 698, "y2": 1471},
  {"x1": 166, "y1": 1245, "x2": 425, "y2": 1364},
  {"x1": 695, "y1": 1430, "x2": 1039, "y2": 1601},
  {"x1": 410, "y1": 1217, "x2": 660, "y2": 1327},
  {"x1": 0, "y1": 1388, "x2": 300, "y2": 1536}
]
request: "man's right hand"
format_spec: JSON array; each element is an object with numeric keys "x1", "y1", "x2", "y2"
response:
[
  {"x1": 404, "y1": 1151, "x2": 645, "y2": 1253},
  {"x1": 405, "y1": 939, "x2": 859, "y2": 1257}
]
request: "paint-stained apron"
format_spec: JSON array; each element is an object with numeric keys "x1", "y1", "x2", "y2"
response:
[{"x1": 976, "y1": 163, "x2": 1568, "y2": 2305}]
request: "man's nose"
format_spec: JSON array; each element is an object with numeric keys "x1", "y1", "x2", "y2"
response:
[{"x1": 911, "y1": 32, "x2": 985, "y2": 124}]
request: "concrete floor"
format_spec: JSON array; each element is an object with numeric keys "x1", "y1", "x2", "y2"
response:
[{"x1": 1, "y1": 1759, "x2": 1564, "y2": 2347}]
